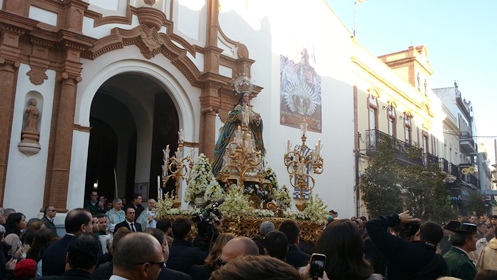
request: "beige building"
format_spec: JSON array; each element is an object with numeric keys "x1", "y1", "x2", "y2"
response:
[{"x1": 353, "y1": 44, "x2": 447, "y2": 216}]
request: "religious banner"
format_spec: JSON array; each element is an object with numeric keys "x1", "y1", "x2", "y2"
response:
[{"x1": 280, "y1": 47, "x2": 322, "y2": 132}]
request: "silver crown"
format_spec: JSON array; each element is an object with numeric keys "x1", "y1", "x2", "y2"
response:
[{"x1": 234, "y1": 75, "x2": 254, "y2": 95}]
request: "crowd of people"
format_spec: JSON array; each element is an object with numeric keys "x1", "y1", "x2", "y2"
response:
[{"x1": 1, "y1": 192, "x2": 497, "y2": 280}]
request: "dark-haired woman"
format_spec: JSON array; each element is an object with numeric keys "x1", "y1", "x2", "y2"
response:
[
  {"x1": 4, "y1": 213, "x2": 27, "y2": 260},
  {"x1": 313, "y1": 219, "x2": 382, "y2": 280}
]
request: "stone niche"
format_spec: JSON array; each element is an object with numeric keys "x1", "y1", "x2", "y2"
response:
[{"x1": 18, "y1": 92, "x2": 42, "y2": 156}]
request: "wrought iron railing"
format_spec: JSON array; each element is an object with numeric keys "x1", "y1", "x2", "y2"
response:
[
  {"x1": 439, "y1": 158, "x2": 449, "y2": 173},
  {"x1": 366, "y1": 129, "x2": 424, "y2": 165},
  {"x1": 449, "y1": 163, "x2": 459, "y2": 178}
]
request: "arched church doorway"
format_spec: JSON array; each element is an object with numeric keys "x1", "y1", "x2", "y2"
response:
[{"x1": 85, "y1": 72, "x2": 180, "y2": 205}]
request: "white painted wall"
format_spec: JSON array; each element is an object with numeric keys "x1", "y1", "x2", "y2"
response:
[
  {"x1": 218, "y1": 0, "x2": 356, "y2": 217},
  {"x1": 4, "y1": 64, "x2": 56, "y2": 219}
]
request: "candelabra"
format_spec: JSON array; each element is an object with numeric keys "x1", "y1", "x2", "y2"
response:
[
  {"x1": 162, "y1": 129, "x2": 194, "y2": 208},
  {"x1": 283, "y1": 122, "x2": 324, "y2": 211},
  {"x1": 219, "y1": 124, "x2": 265, "y2": 185}
]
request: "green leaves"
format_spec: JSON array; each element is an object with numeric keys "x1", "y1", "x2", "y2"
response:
[{"x1": 360, "y1": 138, "x2": 456, "y2": 223}]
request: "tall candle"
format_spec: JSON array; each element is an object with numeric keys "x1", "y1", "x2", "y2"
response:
[{"x1": 157, "y1": 175, "x2": 161, "y2": 199}]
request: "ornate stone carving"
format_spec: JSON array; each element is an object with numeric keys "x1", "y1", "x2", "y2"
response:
[{"x1": 26, "y1": 68, "x2": 48, "y2": 85}]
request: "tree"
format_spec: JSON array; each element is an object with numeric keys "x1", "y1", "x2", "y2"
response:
[
  {"x1": 400, "y1": 161, "x2": 456, "y2": 223},
  {"x1": 360, "y1": 138, "x2": 404, "y2": 217},
  {"x1": 467, "y1": 192, "x2": 487, "y2": 216},
  {"x1": 361, "y1": 138, "x2": 456, "y2": 222}
]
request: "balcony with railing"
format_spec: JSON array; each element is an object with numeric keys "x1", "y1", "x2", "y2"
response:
[{"x1": 366, "y1": 129, "x2": 425, "y2": 165}]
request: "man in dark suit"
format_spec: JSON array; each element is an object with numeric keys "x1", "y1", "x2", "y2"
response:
[
  {"x1": 167, "y1": 218, "x2": 208, "y2": 274},
  {"x1": 125, "y1": 194, "x2": 145, "y2": 222},
  {"x1": 366, "y1": 211, "x2": 447, "y2": 279},
  {"x1": 145, "y1": 228, "x2": 192, "y2": 280},
  {"x1": 41, "y1": 205, "x2": 58, "y2": 237},
  {"x1": 114, "y1": 207, "x2": 142, "y2": 233},
  {"x1": 278, "y1": 219, "x2": 310, "y2": 268},
  {"x1": 38, "y1": 233, "x2": 100, "y2": 280},
  {"x1": 92, "y1": 228, "x2": 131, "y2": 280},
  {"x1": 41, "y1": 208, "x2": 93, "y2": 276}
]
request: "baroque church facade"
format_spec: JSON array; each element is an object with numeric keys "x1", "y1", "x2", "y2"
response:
[{"x1": 0, "y1": 0, "x2": 445, "y2": 219}]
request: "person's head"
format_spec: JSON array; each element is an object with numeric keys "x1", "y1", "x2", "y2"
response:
[
  {"x1": 5, "y1": 212, "x2": 26, "y2": 235},
  {"x1": 112, "y1": 232, "x2": 164, "y2": 280},
  {"x1": 259, "y1": 221, "x2": 275, "y2": 237},
  {"x1": 450, "y1": 232, "x2": 477, "y2": 252},
  {"x1": 13, "y1": 258, "x2": 37, "y2": 279},
  {"x1": 67, "y1": 233, "x2": 100, "y2": 272},
  {"x1": 477, "y1": 222, "x2": 488, "y2": 234},
  {"x1": 205, "y1": 233, "x2": 235, "y2": 269},
  {"x1": 106, "y1": 201, "x2": 113, "y2": 210},
  {"x1": 44, "y1": 205, "x2": 57, "y2": 219},
  {"x1": 416, "y1": 221, "x2": 444, "y2": 245},
  {"x1": 90, "y1": 191, "x2": 98, "y2": 202},
  {"x1": 65, "y1": 208, "x2": 92, "y2": 234},
  {"x1": 4, "y1": 208, "x2": 16, "y2": 217},
  {"x1": 220, "y1": 236, "x2": 259, "y2": 265},
  {"x1": 278, "y1": 219, "x2": 301, "y2": 245},
  {"x1": 110, "y1": 227, "x2": 131, "y2": 255},
  {"x1": 491, "y1": 215, "x2": 497, "y2": 226},
  {"x1": 313, "y1": 219, "x2": 372, "y2": 279},
  {"x1": 133, "y1": 194, "x2": 142, "y2": 206},
  {"x1": 475, "y1": 269, "x2": 497, "y2": 280},
  {"x1": 329, "y1": 210, "x2": 338, "y2": 218},
  {"x1": 0, "y1": 225, "x2": 5, "y2": 240},
  {"x1": 27, "y1": 218, "x2": 44, "y2": 231},
  {"x1": 145, "y1": 228, "x2": 169, "y2": 261},
  {"x1": 90, "y1": 217, "x2": 99, "y2": 233},
  {"x1": 113, "y1": 198, "x2": 123, "y2": 211},
  {"x1": 125, "y1": 208, "x2": 136, "y2": 223},
  {"x1": 172, "y1": 218, "x2": 192, "y2": 240},
  {"x1": 479, "y1": 215, "x2": 487, "y2": 223},
  {"x1": 147, "y1": 199, "x2": 156, "y2": 210},
  {"x1": 95, "y1": 213, "x2": 108, "y2": 232},
  {"x1": 469, "y1": 215, "x2": 478, "y2": 225},
  {"x1": 210, "y1": 255, "x2": 300, "y2": 280},
  {"x1": 156, "y1": 219, "x2": 172, "y2": 235},
  {"x1": 263, "y1": 231, "x2": 288, "y2": 260},
  {"x1": 26, "y1": 227, "x2": 54, "y2": 261}
]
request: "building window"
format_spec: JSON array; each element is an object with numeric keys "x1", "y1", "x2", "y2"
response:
[
  {"x1": 368, "y1": 91, "x2": 378, "y2": 130},
  {"x1": 403, "y1": 112, "x2": 412, "y2": 144},
  {"x1": 387, "y1": 102, "x2": 396, "y2": 137}
]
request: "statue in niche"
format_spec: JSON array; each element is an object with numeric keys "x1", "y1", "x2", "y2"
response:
[
  {"x1": 24, "y1": 98, "x2": 40, "y2": 133},
  {"x1": 211, "y1": 92, "x2": 265, "y2": 176}
]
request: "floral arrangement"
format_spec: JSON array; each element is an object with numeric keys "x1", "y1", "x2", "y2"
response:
[
  {"x1": 244, "y1": 183, "x2": 273, "y2": 203},
  {"x1": 219, "y1": 184, "x2": 254, "y2": 221},
  {"x1": 254, "y1": 209, "x2": 276, "y2": 217},
  {"x1": 264, "y1": 166, "x2": 279, "y2": 188},
  {"x1": 282, "y1": 194, "x2": 328, "y2": 224},
  {"x1": 243, "y1": 166, "x2": 280, "y2": 204},
  {"x1": 301, "y1": 194, "x2": 329, "y2": 225},
  {"x1": 273, "y1": 185, "x2": 291, "y2": 210},
  {"x1": 185, "y1": 154, "x2": 223, "y2": 205},
  {"x1": 155, "y1": 194, "x2": 201, "y2": 217}
]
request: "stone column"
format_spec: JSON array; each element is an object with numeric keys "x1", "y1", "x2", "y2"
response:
[
  {"x1": 200, "y1": 107, "x2": 218, "y2": 159},
  {"x1": 48, "y1": 74, "x2": 80, "y2": 211},
  {"x1": 0, "y1": 61, "x2": 19, "y2": 204}
]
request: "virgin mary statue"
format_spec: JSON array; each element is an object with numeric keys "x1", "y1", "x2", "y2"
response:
[{"x1": 212, "y1": 92, "x2": 265, "y2": 176}]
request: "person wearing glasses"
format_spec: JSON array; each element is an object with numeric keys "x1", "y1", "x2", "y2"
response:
[
  {"x1": 42, "y1": 206, "x2": 58, "y2": 237},
  {"x1": 110, "y1": 232, "x2": 164, "y2": 280}
]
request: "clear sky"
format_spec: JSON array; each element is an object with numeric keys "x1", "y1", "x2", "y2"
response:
[{"x1": 326, "y1": 0, "x2": 497, "y2": 150}]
